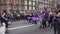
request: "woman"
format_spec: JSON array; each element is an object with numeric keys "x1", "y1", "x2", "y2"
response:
[
  {"x1": 27, "y1": 13, "x2": 32, "y2": 23},
  {"x1": 0, "y1": 11, "x2": 3, "y2": 26},
  {"x1": 31, "y1": 13, "x2": 38, "y2": 24},
  {"x1": 48, "y1": 12, "x2": 55, "y2": 28},
  {"x1": 42, "y1": 8, "x2": 49, "y2": 31},
  {"x1": 2, "y1": 10, "x2": 10, "y2": 33},
  {"x1": 57, "y1": 12, "x2": 60, "y2": 34},
  {"x1": 52, "y1": 10, "x2": 60, "y2": 34}
]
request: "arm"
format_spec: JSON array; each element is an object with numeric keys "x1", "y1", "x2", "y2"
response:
[
  {"x1": 52, "y1": 17, "x2": 57, "y2": 25},
  {"x1": 2, "y1": 13, "x2": 7, "y2": 20}
]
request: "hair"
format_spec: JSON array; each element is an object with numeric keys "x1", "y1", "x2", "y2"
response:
[
  {"x1": 3, "y1": 10, "x2": 7, "y2": 13},
  {"x1": 57, "y1": 4, "x2": 60, "y2": 9},
  {"x1": 44, "y1": 7, "x2": 47, "y2": 11},
  {"x1": 56, "y1": 9, "x2": 60, "y2": 14}
]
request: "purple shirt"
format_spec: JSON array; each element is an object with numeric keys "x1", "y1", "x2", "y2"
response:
[{"x1": 32, "y1": 17, "x2": 38, "y2": 21}]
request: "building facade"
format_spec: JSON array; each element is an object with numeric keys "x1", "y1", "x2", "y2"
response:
[
  {"x1": 38, "y1": 0, "x2": 55, "y2": 11},
  {"x1": 0, "y1": 0, "x2": 55, "y2": 13}
]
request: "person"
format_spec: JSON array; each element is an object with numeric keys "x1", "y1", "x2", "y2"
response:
[
  {"x1": 39, "y1": 14, "x2": 43, "y2": 29},
  {"x1": 48, "y1": 11, "x2": 55, "y2": 28},
  {"x1": 42, "y1": 8, "x2": 49, "y2": 31},
  {"x1": 27, "y1": 13, "x2": 32, "y2": 23},
  {"x1": 16, "y1": 13, "x2": 20, "y2": 21},
  {"x1": 31, "y1": 13, "x2": 38, "y2": 24},
  {"x1": 0, "y1": 11, "x2": 3, "y2": 26},
  {"x1": 20, "y1": 13, "x2": 24, "y2": 20},
  {"x1": 57, "y1": 11, "x2": 60, "y2": 34},
  {"x1": 52, "y1": 9, "x2": 60, "y2": 34},
  {"x1": 1, "y1": 10, "x2": 10, "y2": 33}
]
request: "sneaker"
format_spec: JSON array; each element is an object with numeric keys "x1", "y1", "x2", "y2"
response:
[
  {"x1": 40, "y1": 28, "x2": 43, "y2": 30},
  {"x1": 44, "y1": 28, "x2": 47, "y2": 31},
  {"x1": 5, "y1": 29, "x2": 9, "y2": 33},
  {"x1": 42, "y1": 29, "x2": 45, "y2": 31},
  {"x1": 40, "y1": 28, "x2": 45, "y2": 31},
  {"x1": 5, "y1": 31, "x2": 8, "y2": 33}
]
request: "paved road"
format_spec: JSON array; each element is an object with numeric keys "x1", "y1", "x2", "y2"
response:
[
  {"x1": 9, "y1": 20, "x2": 30, "y2": 28},
  {"x1": 5, "y1": 20, "x2": 54, "y2": 34}
]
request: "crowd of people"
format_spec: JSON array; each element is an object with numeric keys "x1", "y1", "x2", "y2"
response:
[{"x1": 0, "y1": 4, "x2": 60, "y2": 34}]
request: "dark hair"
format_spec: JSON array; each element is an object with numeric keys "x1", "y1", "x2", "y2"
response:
[
  {"x1": 3, "y1": 10, "x2": 7, "y2": 13},
  {"x1": 44, "y1": 7, "x2": 47, "y2": 11},
  {"x1": 56, "y1": 9, "x2": 60, "y2": 14}
]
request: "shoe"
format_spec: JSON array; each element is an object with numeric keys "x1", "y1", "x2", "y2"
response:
[
  {"x1": 42, "y1": 29, "x2": 45, "y2": 31},
  {"x1": 44, "y1": 28, "x2": 47, "y2": 31},
  {"x1": 5, "y1": 31, "x2": 8, "y2": 33},
  {"x1": 5, "y1": 29, "x2": 9, "y2": 33},
  {"x1": 41, "y1": 28, "x2": 45, "y2": 31}
]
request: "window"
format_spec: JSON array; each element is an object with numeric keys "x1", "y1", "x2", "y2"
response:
[
  {"x1": 10, "y1": 0, "x2": 13, "y2": 3},
  {"x1": 13, "y1": 5, "x2": 14, "y2": 9},
  {"x1": 36, "y1": 0, "x2": 38, "y2": 1},
  {"x1": 25, "y1": 6, "x2": 27, "y2": 10},
  {"x1": 33, "y1": 7, "x2": 35, "y2": 10},
  {"x1": 13, "y1": 5, "x2": 17, "y2": 10},
  {"x1": 33, "y1": 0, "x2": 35, "y2": 1},
  {"x1": 6, "y1": 2, "x2": 10, "y2": 4},
  {"x1": 29, "y1": 1, "x2": 31, "y2": 5},
  {"x1": 25, "y1": 1, "x2": 27, "y2": 5},
  {"x1": 39, "y1": 0, "x2": 41, "y2": 1},
  {"x1": 48, "y1": 0, "x2": 52, "y2": 1},
  {"x1": 7, "y1": 7, "x2": 11, "y2": 10},
  {"x1": 42, "y1": 0, "x2": 45, "y2": 1},
  {"x1": 1, "y1": 5, "x2": 5, "y2": 10},
  {"x1": 33, "y1": 2, "x2": 35, "y2": 5},
  {"x1": 45, "y1": 5, "x2": 47, "y2": 7},
  {"x1": 6, "y1": 5, "x2": 11, "y2": 10},
  {"x1": 19, "y1": 0, "x2": 21, "y2": 5},
  {"x1": 16, "y1": 0, "x2": 18, "y2": 4},
  {"x1": 20, "y1": 6, "x2": 22, "y2": 10},
  {"x1": 29, "y1": 6, "x2": 31, "y2": 10},
  {"x1": 45, "y1": 1, "x2": 48, "y2": 3},
  {"x1": 19, "y1": 7, "x2": 22, "y2": 10}
]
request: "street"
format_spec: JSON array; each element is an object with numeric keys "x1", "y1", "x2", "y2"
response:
[
  {"x1": 5, "y1": 20, "x2": 54, "y2": 34},
  {"x1": 0, "y1": 0, "x2": 60, "y2": 34}
]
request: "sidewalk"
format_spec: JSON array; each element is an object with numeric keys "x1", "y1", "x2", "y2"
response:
[{"x1": 0, "y1": 23, "x2": 5, "y2": 34}]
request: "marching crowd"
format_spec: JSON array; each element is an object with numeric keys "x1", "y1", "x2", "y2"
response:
[{"x1": 0, "y1": 6, "x2": 60, "y2": 34}]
